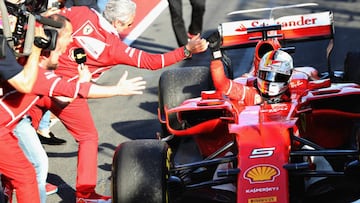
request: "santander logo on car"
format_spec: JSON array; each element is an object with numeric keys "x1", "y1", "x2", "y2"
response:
[
  {"x1": 251, "y1": 15, "x2": 317, "y2": 28},
  {"x1": 232, "y1": 12, "x2": 332, "y2": 33}
]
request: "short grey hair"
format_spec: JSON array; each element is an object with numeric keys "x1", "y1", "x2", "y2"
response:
[{"x1": 103, "y1": 0, "x2": 136, "y2": 24}]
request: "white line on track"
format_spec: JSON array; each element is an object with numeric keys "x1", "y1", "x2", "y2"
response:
[{"x1": 123, "y1": 0, "x2": 169, "y2": 46}]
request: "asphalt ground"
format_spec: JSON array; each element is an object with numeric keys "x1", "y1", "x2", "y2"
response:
[{"x1": 41, "y1": 0, "x2": 360, "y2": 202}]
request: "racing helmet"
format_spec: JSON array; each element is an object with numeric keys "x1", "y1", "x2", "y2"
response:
[{"x1": 257, "y1": 50, "x2": 293, "y2": 98}]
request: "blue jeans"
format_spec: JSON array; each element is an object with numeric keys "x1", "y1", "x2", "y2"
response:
[
  {"x1": 13, "y1": 117, "x2": 48, "y2": 203},
  {"x1": 97, "y1": 0, "x2": 108, "y2": 13},
  {"x1": 38, "y1": 110, "x2": 51, "y2": 132}
]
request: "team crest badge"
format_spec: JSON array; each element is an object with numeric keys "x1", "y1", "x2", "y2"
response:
[{"x1": 82, "y1": 24, "x2": 94, "y2": 35}]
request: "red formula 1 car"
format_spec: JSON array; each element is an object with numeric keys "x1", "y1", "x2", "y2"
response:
[{"x1": 111, "y1": 3, "x2": 360, "y2": 203}]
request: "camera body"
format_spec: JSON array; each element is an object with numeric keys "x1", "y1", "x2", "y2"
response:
[{"x1": 0, "y1": 0, "x2": 59, "y2": 58}]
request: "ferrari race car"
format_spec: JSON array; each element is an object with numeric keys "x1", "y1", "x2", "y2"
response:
[{"x1": 111, "y1": 3, "x2": 360, "y2": 203}]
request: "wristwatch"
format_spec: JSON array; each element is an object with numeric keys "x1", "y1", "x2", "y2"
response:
[{"x1": 184, "y1": 46, "x2": 192, "y2": 58}]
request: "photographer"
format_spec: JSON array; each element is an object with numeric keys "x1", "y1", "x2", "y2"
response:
[
  {"x1": 0, "y1": 25, "x2": 44, "y2": 203},
  {"x1": 0, "y1": 1, "x2": 58, "y2": 202}
]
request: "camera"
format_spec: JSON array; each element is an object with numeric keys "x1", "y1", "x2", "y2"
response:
[{"x1": 0, "y1": 0, "x2": 62, "y2": 57}]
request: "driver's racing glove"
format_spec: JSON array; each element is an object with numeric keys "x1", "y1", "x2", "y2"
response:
[{"x1": 207, "y1": 31, "x2": 222, "y2": 60}]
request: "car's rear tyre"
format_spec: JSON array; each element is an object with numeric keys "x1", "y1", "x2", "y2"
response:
[
  {"x1": 158, "y1": 66, "x2": 212, "y2": 138},
  {"x1": 343, "y1": 52, "x2": 360, "y2": 83},
  {"x1": 112, "y1": 139, "x2": 171, "y2": 203}
]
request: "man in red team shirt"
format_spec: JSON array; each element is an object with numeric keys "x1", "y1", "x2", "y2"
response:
[
  {"x1": 36, "y1": 0, "x2": 208, "y2": 202},
  {"x1": 57, "y1": 0, "x2": 207, "y2": 80}
]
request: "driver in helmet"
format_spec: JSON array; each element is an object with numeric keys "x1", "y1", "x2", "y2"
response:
[{"x1": 207, "y1": 31, "x2": 293, "y2": 105}]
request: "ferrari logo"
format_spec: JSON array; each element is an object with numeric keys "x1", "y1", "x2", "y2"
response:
[{"x1": 82, "y1": 24, "x2": 94, "y2": 35}]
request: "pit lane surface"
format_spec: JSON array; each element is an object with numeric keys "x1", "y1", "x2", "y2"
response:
[{"x1": 45, "y1": 0, "x2": 360, "y2": 202}]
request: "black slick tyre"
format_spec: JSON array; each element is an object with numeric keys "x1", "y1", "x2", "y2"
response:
[
  {"x1": 158, "y1": 66, "x2": 212, "y2": 138},
  {"x1": 112, "y1": 139, "x2": 171, "y2": 203},
  {"x1": 343, "y1": 52, "x2": 360, "y2": 84}
]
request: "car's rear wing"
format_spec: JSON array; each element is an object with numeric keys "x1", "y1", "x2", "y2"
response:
[{"x1": 220, "y1": 11, "x2": 334, "y2": 48}]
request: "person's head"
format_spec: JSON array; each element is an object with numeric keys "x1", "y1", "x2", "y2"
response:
[
  {"x1": 256, "y1": 50, "x2": 293, "y2": 99},
  {"x1": 42, "y1": 14, "x2": 73, "y2": 69},
  {"x1": 103, "y1": 0, "x2": 136, "y2": 33}
]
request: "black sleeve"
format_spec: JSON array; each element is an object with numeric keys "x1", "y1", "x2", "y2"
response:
[{"x1": 0, "y1": 43, "x2": 23, "y2": 80}]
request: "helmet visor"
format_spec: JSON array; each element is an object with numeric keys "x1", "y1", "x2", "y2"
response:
[
  {"x1": 258, "y1": 70, "x2": 291, "y2": 82},
  {"x1": 257, "y1": 78, "x2": 288, "y2": 97}
]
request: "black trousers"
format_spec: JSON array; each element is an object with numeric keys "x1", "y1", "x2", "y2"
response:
[
  {"x1": 168, "y1": 0, "x2": 206, "y2": 46},
  {"x1": 65, "y1": 0, "x2": 100, "y2": 12}
]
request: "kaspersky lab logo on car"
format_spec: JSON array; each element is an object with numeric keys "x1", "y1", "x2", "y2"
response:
[{"x1": 244, "y1": 164, "x2": 280, "y2": 184}]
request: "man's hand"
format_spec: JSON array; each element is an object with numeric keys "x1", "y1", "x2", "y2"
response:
[
  {"x1": 78, "y1": 64, "x2": 92, "y2": 83},
  {"x1": 115, "y1": 71, "x2": 146, "y2": 95},
  {"x1": 185, "y1": 34, "x2": 208, "y2": 54},
  {"x1": 206, "y1": 31, "x2": 222, "y2": 60},
  {"x1": 41, "y1": 7, "x2": 61, "y2": 17},
  {"x1": 32, "y1": 26, "x2": 47, "y2": 51},
  {"x1": 85, "y1": 71, "x2": 146, "y2": 98}
]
